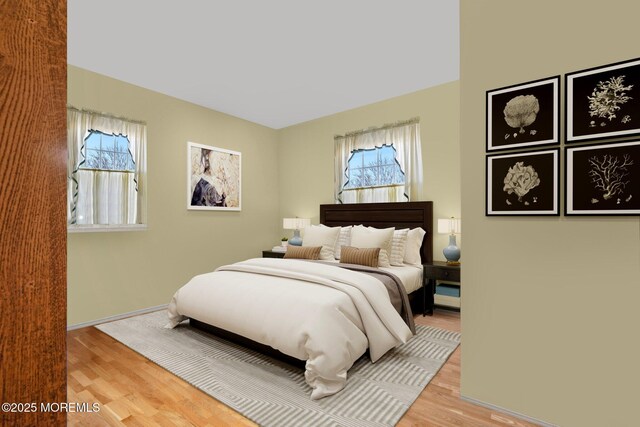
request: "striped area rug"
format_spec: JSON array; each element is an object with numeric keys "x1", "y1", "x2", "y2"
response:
[{"x1": 97, "y1": 311, "x2": 460, "y2": 427}]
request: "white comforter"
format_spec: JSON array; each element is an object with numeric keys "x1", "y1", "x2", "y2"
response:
[{"x1": 167, "y1": 258, "x2": 413, "y2": 399}]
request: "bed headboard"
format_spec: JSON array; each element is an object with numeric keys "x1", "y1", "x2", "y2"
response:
[{"x1": 319, "y1": 201, "x2": 433, "y2": 264}]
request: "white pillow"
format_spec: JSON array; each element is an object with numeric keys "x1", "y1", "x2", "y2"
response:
[
  {"x1": 303, "y1": 225, "x2": 340, "y2": 260},
  {"x1": 404, "y1": 227, "x2": 426, "y2": 266},
  {"x1": 390, "y1": 228, "x2": 409, "y2": 266},
  {"x1": 320, "y1": 224, "x2": 352, "y2": 259},
  {"x1": 350, "y1": 226, "x2": 394, "y2": 267}
]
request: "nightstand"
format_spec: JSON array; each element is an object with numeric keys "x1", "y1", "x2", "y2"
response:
[
  {"x1": 262, "y1": 250, "x2": 285, "y2": 259},
  {"x1": 422, "y1": 261, "x2": 461, "y2": 315}
]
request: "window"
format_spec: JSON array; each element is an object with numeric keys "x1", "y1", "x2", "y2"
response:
[
  {"x1": 335, "y1": 119, "x2": 423, "y2": 204},
  {"x1": 67, "y1": 108, "x2": 147, "y2": 231},
  {"x1": 344, "y1": 145, "x2": 405, "y2": 189},
  {"x1": 81, "y1": 131, "x2": 135, "y2": 172}
]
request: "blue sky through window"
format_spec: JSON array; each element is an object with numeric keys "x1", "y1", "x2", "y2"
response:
[
  {"x1": 344, "y1": 145, "x2": 405, "y2": 189},
  {"x1": 81, "y1": 131, "x2": 135, "y2": 171}
]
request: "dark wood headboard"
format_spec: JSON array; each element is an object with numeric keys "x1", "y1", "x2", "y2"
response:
[{"x1": 319, "y1": 201, "x2": 433, "y2": 264}]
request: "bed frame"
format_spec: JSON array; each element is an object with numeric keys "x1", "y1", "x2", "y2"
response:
[{"x1": 190, "y1": 201, "x2": 434, "y2": 367}]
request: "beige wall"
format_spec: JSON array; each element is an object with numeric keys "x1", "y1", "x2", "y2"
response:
[
  {"x1": 277, "y1": 81, "x2": 460, "y2": 258},
  {"x1": 67, "y1": 66, "x2": 281, "y2": 325},
  {"x1": 460, "y1": 1, "x2": 640, "y2": 426}
]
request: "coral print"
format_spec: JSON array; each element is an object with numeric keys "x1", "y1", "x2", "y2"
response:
[
  {"x1": 566, "y1": 58, "x2": 640, "y2": 142},
  {"x1": 503, "y1": 162, "x2": 540, "y2": 202},
  {"x1": 588, "y1": 75, "x2": 633, "y2": 126},
  {"x1": 504, "y1": 95, "x2": 540, "y2": 137},
  {"x1": 588, "y1": 154, "x2": 633, "y2": 202}
]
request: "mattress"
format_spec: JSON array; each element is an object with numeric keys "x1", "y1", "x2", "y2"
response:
[{"x1": 380, "y1": 264, "x2": 423, "y2": 293}]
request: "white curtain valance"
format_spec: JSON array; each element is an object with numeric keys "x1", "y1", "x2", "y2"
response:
[
  {"x1": 334, "y1": 121, "x2": 423, "y2": 204},
  {"x1": 67, "y1": 108, "x2": 147, "y2": 225}
]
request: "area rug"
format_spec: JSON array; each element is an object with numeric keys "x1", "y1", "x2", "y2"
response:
[{"x1": 96, "y1": 310, "x2": 460, "y2": 427}]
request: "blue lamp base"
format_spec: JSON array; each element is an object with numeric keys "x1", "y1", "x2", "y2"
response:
[
  {"x1": 443, "y1": 234, "x2": 460, "y2": 265},
  {"x1": 288, "y1": 229, "x2": 303, "y2": 246}
]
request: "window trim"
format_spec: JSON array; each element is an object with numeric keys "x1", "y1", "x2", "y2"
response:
[{"x1": 67, "y1": 224, "x2": 147, "y2": 233}]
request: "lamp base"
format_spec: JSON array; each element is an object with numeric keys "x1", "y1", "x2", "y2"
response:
[
  {"x1": 288, "y1": 229, "x2": 303, "y2": 246},
  {"x1": 445, "y1": 260, "x2": 461, "y2": 266}
]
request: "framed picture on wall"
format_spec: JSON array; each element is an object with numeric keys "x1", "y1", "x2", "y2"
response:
[
  {"x1": 486, "y1": 149, "x2": 559, "y2": 216},
  {"x1": 566, "y1": 57, "x2": 640, "y2": 143},
  {"x1": 566, "y1": 140, "x2": 640, "y2": 215},
  {"x1": 187, "y1": 141, "x2": 241, "y2": 211},
  {"x1": 486, "y1": 76, "x2": 560, "y2": 152}
]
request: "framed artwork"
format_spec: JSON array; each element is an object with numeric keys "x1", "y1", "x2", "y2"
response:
[
  {"x1": 187, "y1": 141, "x2": 241, "y2": 211},
  {"x1": 566, "y1": 57, "x2": 640, "y2": 143},
  {"x1": 486, "y1": 149, "x2": 559, "y2": 216},
  {"x1": 486, "y1": 76, "x2": 560, "y2": 152},
  {"x1": 566, "y1": 141, "x2": 639, "y2": 215}
]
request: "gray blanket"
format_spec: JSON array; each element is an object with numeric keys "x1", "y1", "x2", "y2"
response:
[{"x1": 313, "y1": 261, "x2": 416, "y2": 335}]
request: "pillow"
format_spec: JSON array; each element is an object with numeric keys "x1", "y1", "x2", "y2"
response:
[
  {"x1": 404, "y1": 227, "x2": 426, "y2": 266},
  {"x1": 320, "y1": 224, "x2": 352, "y2": 259},
  {"x1": 390, "y1": 228, "x2": 409, "y2": 266},
  {"x1": 350, "y1": 225, "x2": 394, "y2": 267},
  {"x1": 284, "y1": 245, "x2": 322, "y2": 260},
  {"x1": 340, "y1": 246, "x2": 380, "y2": 268},
  {"x1": 302, "y1": 225, "x2": 340, "y2": 260}
]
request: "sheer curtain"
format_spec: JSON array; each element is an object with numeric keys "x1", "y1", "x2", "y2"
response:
[
  {"x1": 67, "y1": 108, "x2": 147, "y2": 226},
  {"x1": 335, "y1": 119, "x2": 423, "y2": 204}
]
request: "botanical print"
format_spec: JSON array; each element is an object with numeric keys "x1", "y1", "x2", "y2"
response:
[
  {"x1": 566, "y1": 141, "x2": 640, "y2": 215},
  {"x1": 567, "y1": 58, "x2": 640, "y2": 142},
  {"x1": 503, "y1": 95, "x2": 540, "y2": 139},
  {"x1": 588, "y1": 76, "x2": 633, "y2": 126},
  {"x1": 588, "y1": 154, "x2": 633, "y2": 203},
  {"x1": 486, "y1": 149, "x2": 559, "y2": 215},
  {"x1": 503, "y1": 162, "x2": 540, "y2": 205},
  {"x1": 188, "y1": 142, "x2": 241, "y2": 211},
  {"x1": 487, "y1": 77, "x2": 559, "y2": 151}
]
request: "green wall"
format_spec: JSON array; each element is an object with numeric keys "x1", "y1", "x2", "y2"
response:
[
  {"x1": 277, "y1": 81, "x2": 461, "y2": 258},
  {"x1": 460, "y1": 1, "x2": 640, "y2": 425},
  {"x1": 67, "y1": 66, "x2": 281, "y2": 325}
]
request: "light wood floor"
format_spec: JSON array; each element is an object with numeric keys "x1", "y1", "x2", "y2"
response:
[{"x1": 68, "y1": 310, "x2": 538, "y2": 427}]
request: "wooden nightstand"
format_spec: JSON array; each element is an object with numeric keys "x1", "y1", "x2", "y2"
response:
[
  {"x1": 422, "y1": 261, "x2": 461, "y2": 315},
  {"x1": 262, "y1": 250, "x2": 285, "y2": 259}
]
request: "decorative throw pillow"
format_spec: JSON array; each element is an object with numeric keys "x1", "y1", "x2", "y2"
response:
[
  {"x1": 390, "y1": 228, "x2": 409, "y2": 266},
  {"x1": 340, "y1": 246, "x2": 380, "y2": 268},
  {"x1": 404, "y1": 227, "x2": 426, "y2": 266},
  {"x1": 302, "y1": 225, "x2": 340, "y2": 260},
  {"x1": 320, "y1": 224, "x2": 352, "y2": 259},
  {"x1": 350, "y1": 225, "x2": 394, "y2": 267},
  {"x1": 284, "y1": 245, "x2": 322, "y2": 260}
]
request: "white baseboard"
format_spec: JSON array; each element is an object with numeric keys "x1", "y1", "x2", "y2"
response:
[
  {"x1": 460, "y1": 395, "x2": 557, "y2": 427},
  {"x1": 67, "y1": 304, "x2": 168, "y2": 331}
]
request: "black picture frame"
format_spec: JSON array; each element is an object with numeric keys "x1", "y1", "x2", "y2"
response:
[
  {"x1": 566, "y1": 57, "x2": 640, "y2": 144},
  {"x1": 486, "y1": 149, "x2": 559, "y2": 216},
  {"x1": 565, "y1": 141, "x2": 640, "y2": 215},
  {"x1": 486, "y1": 76, "x2": 560, "y2": 152}
]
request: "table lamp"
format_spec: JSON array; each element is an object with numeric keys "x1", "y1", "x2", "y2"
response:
[
  {"x1": 283, "y1": 218, "x2": 310, "y2": 246},
  {"x1": 437, "y1": 217, "x2": 461, "y2": 265}
]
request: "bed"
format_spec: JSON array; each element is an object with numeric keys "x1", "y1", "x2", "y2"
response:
[{"x1": 167, "y1": 201, "x2": 433, "y2": 399}]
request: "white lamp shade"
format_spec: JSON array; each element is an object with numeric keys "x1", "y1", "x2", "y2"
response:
[
  {"x1": 283, "y1": 218, "x2": 310, "y2": 230},
  {"x1": 437, "y1": 218, "x2": 461, "y2": 234}
]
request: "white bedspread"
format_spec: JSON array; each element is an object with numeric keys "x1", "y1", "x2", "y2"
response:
[{"x1": 167, "y1": 258, "x2": 413, "y2": 399}]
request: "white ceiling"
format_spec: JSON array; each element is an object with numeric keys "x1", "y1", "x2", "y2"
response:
[{"x1": 68, "y1": 0, "x2": 459, "y2": 129}]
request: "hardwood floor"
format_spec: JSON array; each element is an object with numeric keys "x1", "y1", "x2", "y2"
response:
[{"x1": 67, "y1": 310, "x2": 538, "y2": 427}]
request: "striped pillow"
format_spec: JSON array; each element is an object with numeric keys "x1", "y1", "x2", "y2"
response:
[
  {"x1": 284, "y1": 246, "x2": 322, "y2": 260},
  {"x1": 390, "y1": 228, "x2": 409, "y2": 266},
  {"x1": 339, "y1": 246, "x2": 380, "y2": 268}
]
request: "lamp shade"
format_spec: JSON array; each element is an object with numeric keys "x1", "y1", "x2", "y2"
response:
[
  {"x1": 283, "y1": 218, "x2": 310, "y2": 230},
  {"x1": 437, "y1": 218, "x2": 461, "y2": 234}
]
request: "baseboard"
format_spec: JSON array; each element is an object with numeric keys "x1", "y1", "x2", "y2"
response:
[
  {"x1": 460, "y1": 395, "x2": 557, "y2": 427},
  {"x1": 67, "y1": 304, "x2": 168, "y2": 331}
]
